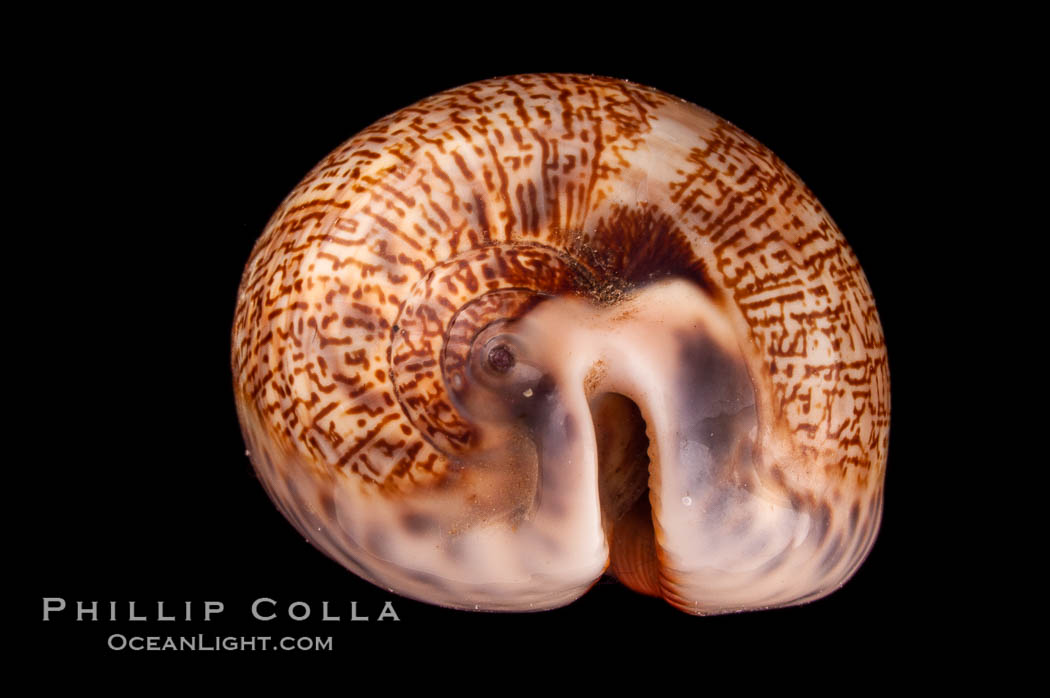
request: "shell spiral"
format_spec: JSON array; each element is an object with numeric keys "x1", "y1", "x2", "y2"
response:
[{"x1": 232, "y1": 73, "x2": 889, "y2": 614}]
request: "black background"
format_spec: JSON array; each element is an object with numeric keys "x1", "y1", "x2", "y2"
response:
[{"x1": 22, "y1": 26, "x2": 979, "y2": 668}]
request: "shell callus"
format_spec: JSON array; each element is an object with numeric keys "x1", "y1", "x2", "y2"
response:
[{"x1": 232, "y1": 73, "x2": 889, "y2": 614}]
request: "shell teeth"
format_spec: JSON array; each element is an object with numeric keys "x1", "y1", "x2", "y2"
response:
[
  {"x1": 607, "y1": 495, "x2": 662, "y2": 598},
  {"x1": 517, "y1": 279, "x2": 868, "y2": 613}
]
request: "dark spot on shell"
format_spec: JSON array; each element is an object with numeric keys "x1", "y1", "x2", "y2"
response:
[
  {"x1": 534, "y1": 373, "x2": 556, "y2": 399},
  {"x1": 443, "y1": 536, "x2": 465, "y2": 562},
  {"x1": 487, "y1": 343, "x2": 515, "y2": 373},
  {"x1": 814, "y1": 502, "x2": 832, "y2": 545},
  {"x1": 533, "y1": 531, "x2": 561, "y2": 554},
  {"x1": 858, "y1": 516, "x2": 871, "y2": 543},
  {"x1": 729, "y1": 511, "x2": 753, "y2": 537},
  {"x1": 318, "y1": 490, "x2": 336, "y2": 520},
  {"x1": 365, "y1": 528, "x2": 389, "y2": 558},
  {"x1": 401, "y1": 512, "x2": 437, "y2": 535},
  {"x1": 849, "y1": 501, "x2": 861, "y2": 534},
  {"x1": 847, "y1": 518, "x2": 874, "y2": 571},
  {"x1": 561, "y1": 412, "x2": 576, "y2": 440},
  {"x1": 702, "y1": 490, "x2": 731, "y2": 527},
  {"x1": 402, "y1": 567, "x2": 452, "y2": 591},
  {"x1": 759, "y1": 542, "x2": 793, "y2": 574},
  {"x1": 675, "y1": 331, "x2": 755, "y2": 423},
  {"x1": 819, "y1": 533, "x2": 843, "y2": 574}
]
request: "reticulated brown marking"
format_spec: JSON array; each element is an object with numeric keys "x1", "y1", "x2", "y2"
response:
[{"x1": 232, "y1": 73, "x2": 889, "y2": 615}]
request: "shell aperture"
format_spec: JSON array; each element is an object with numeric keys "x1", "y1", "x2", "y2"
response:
[{"x1": 231, "y1": 73, "x2": 889, "y2": 614}]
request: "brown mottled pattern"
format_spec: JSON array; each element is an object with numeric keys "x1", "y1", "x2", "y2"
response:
[
  {"x1": 232, "y1": 74, "x2": 887, "y2": 505},
  {"x1": 663, "y1": 122, "x2": 890, "y2": 490},
  {"x1": 389, "y1": 243, "x2": 587, "y2": 457}
]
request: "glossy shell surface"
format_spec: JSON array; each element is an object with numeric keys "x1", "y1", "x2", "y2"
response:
[{"x1": 232, "y1": 73, "x2": 889, "y2": 614}]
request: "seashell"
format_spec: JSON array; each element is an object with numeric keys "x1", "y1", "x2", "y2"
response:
[{"x1": 231, "y1": 73, "x2": 889, "y2": 615}]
